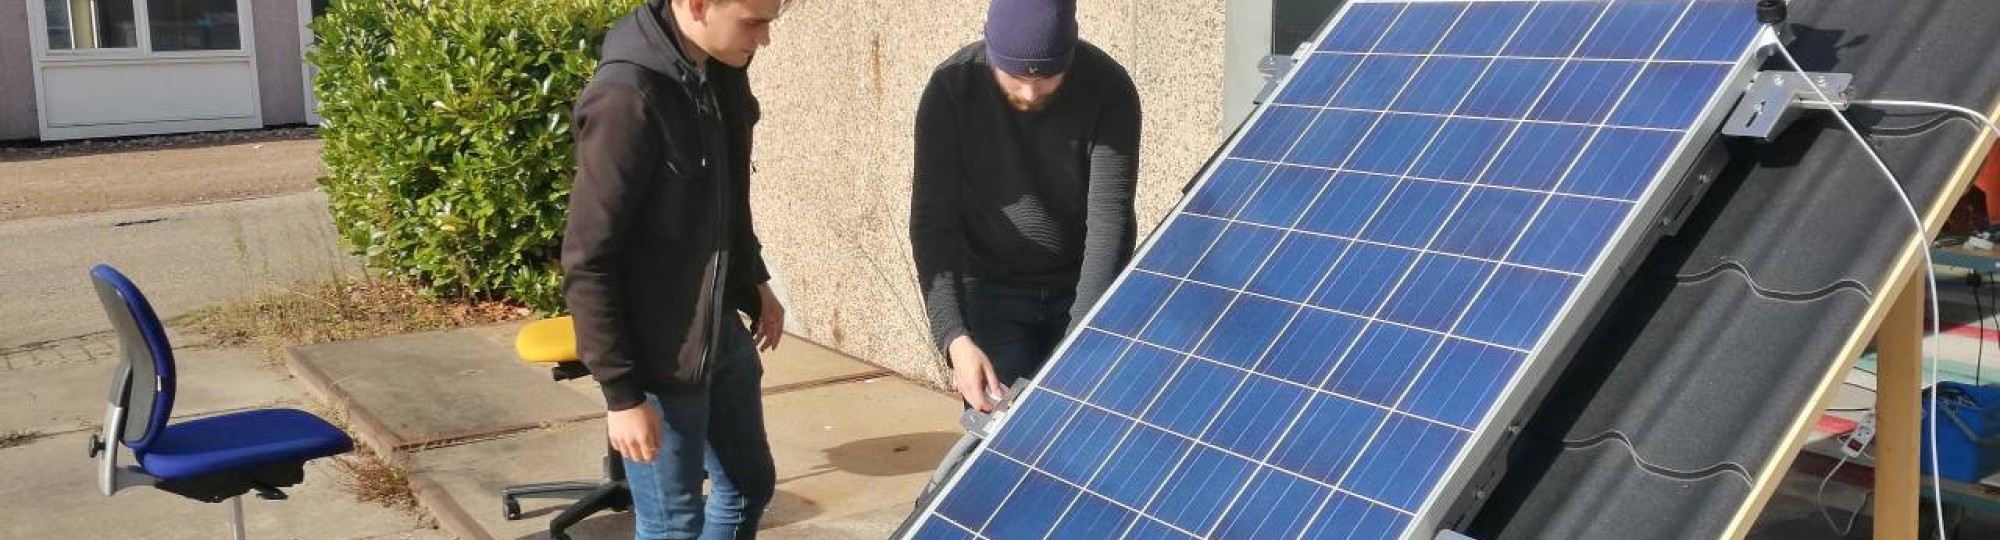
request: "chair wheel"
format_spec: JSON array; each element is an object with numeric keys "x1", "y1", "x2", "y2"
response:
[{"x1": 502, "y1": 498, "x2": 521, "y2": 520}]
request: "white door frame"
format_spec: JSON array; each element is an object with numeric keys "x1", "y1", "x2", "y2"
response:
[
  {"x1": 297, "y1": 0, "x2": 319, "y2": 125},
  {"x1": 24, "y1": 0, "x2": 264, "y2": 140}
]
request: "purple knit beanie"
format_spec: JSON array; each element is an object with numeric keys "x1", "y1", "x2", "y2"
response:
[{"x1": 984, "y1": 0, "x2": 1078, "y2": 77}]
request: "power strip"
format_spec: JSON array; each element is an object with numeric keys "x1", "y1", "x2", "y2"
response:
[{"x1": 1842, "y1": 410, "x2": 1877, "y2": 458}]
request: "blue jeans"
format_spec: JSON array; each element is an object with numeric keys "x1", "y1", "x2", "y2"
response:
[{"x1": 623, "y1": 319, "x2": 775, "y2": 540}]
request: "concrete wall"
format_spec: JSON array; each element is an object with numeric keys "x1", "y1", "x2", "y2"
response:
[
  {"x1": 254, "y1": 0, "x2": 306, "y2": 126},
  {"x1": 749, "y1": 0, "x2": 1229, "y2": 386},
  {"x1": 0, "y1": 0, "x2": 39, "y2": 140}
]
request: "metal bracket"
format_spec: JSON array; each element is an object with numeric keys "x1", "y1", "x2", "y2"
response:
[
  {"x1": 957, "y1": 408, "x2": 994, "y2": 439},
  {"x1": 956, "y1": 378, "x2": 1036, "y2": 439},
  {"x1": 1721, "y1": 71, "x2": 1854, "y2": 141},
  {"x1": 1655, "y1": 136, "x2": 1732, "y2": 238},
  {"x1": 1252, "y1": 54, "x2": 1298, "y2": 105},
  {"x1": 1251, "y1": 41, "x2": 1312, "y2": 106}
]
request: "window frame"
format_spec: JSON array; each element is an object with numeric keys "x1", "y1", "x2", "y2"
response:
[{"x1": 27, "y1": 0, "x2": 255, "y2": 62}]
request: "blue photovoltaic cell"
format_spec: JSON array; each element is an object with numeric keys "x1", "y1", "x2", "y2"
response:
[
  {"x1": 1393, "y1": 57, "x2": 1489, "y2": 114},
  {"x1": 1241, "y1": 165, "x2": 1335, "y2": 226},
  {"x1": 1299, "y1": 171, "x2": 1399, "y2": 236},
  {"x1": 907, "y1": 1, "x2": 1759, "y2": 539},
  {"x1": 1456, "y1": 58, "x2": 1561, "y2": 119}
]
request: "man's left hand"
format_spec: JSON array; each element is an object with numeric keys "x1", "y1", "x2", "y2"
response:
[{"x1": 754, "y1": 283, "x2": 784, "y2": 351}]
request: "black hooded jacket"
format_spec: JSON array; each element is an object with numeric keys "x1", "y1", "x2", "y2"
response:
[{"x1": 562, "y1": 1, "x2": 769, "y2": 412}]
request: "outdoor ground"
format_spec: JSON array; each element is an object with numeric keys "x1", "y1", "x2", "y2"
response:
[{"x1": 0, "y1": 128, "x2": 322, "y2": 222}]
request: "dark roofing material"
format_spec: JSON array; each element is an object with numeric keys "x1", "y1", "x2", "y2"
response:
[{"x1": 1467, "y1": 1, "x2": 2000, "y2": 538}]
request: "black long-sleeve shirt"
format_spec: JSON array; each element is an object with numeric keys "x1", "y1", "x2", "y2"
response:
[{"x1": 910, "y1": 41, "x2": 1142, "y2": 353}]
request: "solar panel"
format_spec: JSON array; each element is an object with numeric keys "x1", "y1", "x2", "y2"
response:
[{"x1": 903, "y1": 1, "x2": 1765, "y2": 539}]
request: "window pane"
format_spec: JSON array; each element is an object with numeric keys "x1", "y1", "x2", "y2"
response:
[
  {"x1": 1273, "y1": 0, "x2": 1348, "y2": 55},
  {"x1": 149, "y1": 0, "x2": 241, "y2": 51},
  {"x1": 44, "y1": 0, "x2": 138, "y2": 50},
  {"x1": 43, "y1": 0, "x2": 72, "y2": 49}
]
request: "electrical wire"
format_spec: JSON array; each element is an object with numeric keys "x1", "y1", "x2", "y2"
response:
[
  {"x1": 1766, "y1": 24, "x2": 1966, "y2": 540},
  {"x1": 1975, "y1": 271, "x2": 1987, "y2": 385},
  {"x1": 1818, "y1": 440, "x2": 1875, "y2": 537}
]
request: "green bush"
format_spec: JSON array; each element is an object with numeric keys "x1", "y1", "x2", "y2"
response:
[{"x1": 309, "y1": 0, "x2": 641, "y2": 311}]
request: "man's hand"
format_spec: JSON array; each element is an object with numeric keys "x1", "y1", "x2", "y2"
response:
[
  {"x1": 949, "y1": 335, "x2": 1007, "y2": 412},
  {"x1": 755, "y1": 283, "x2": 784, "y2": 351},
  {"x1": 607, "y1": 404, "x2": 662, "y2": 463}
]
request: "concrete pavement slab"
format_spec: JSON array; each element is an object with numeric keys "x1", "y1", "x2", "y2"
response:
[
  {"x1": 401, "y1": 374, "x2": 958, "y2": 540},
  {"x1": 345, "y1": 327, "x2": 960, "y2": 540},
  {"x1": 286, "y1": 328, "x2": 604, "y2": 453},
  {"x1": 762, "y1": 502, "x2": 907, "y2": 540},
  {"x1": 758, "y1": 375, "x2": 959, "y2": 529},
  {"x1": 0, "y1": 191, "x2": 362, "y2": 349},
  {"x1": 759, "y1": 335, "x2": 897, "y2": 392},
  {"x1": 401, "y1": 422, "x2": 615, "y2": 540},
  {"x1": 0, "y1": 343, "x2": 300, "y2": 436},
  {"x1": 0, "y1": 430, "x2": 442, "y2": 540}
]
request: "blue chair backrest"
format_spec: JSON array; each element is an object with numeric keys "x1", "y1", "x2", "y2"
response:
[{"x1": 89, "y1": 265, "x2": 177, "y2": 459}]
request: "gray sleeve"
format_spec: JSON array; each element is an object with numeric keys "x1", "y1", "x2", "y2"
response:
[
  {"x1": 1073, "y1": 77, "x2": 1142, "y2": 328},
  {"x1": 911, "y1": 72, "x2": 974, "y2": 354}
]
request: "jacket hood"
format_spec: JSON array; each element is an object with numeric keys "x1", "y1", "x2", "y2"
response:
[{"x1": 600, "y1": 1, "x2": 699, "y2": 83}]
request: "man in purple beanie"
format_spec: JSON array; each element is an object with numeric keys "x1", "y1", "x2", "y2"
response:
[{"x1": 911, "y1": 0, "x2": 1141, "y2": 412}]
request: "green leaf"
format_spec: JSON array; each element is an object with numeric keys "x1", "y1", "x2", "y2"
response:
[{"x1": 311, "y1": 0, "x2": 637, "y2": 312}]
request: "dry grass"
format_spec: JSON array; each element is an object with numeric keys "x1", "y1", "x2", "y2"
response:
[
  {"x1": 183, "y1": 277, "x2": 531, "y2": 363},
  {"x1": 305, "y1": 400, "x2": 423, "y2": 514},
  {"x1": 0, "y1": 430, "x2": 44, "y2": 450},
  {"x1": 329, "y1": 445, "x2": 421, "y2": 513}
]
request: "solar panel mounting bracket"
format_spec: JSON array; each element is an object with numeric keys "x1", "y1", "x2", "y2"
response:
[
  {"x1": 957, "y1": 408, "x2": 994, "y2": 439},
  {"x1": 957, "y1": 378, "x2": 1037, "y2": 439},
  {"x1": 1655, "y1": 136, "x2": 1733, "y2": 238},
  {"x1": 1253, "y1": 41, "x2": 1313, "y2": 106},
  {"x1": 1720, "y1": 70, "x2": 1854, "y2": 141}
]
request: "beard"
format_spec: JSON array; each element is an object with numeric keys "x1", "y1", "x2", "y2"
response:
[{"x1": 1007, "y1": 94, "x2": 1051, "y2": 113}]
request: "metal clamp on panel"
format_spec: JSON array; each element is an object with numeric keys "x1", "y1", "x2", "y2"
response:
[
  {"x1": 958, "y1": 378, "x2": 1037, "y2": 439},
  {"x1": 1721, "y1": 71, "x2": 1854, "y2": 141}
]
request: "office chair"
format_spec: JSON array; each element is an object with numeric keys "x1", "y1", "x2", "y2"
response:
[
  {"x1": 84, "y1": 264, "x2": 355, "y2": 540},
  {"x1": 499, "y1": 316, "x2": 631, "y2": 540}
]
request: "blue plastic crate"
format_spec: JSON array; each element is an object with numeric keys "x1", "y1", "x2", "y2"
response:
[{"x1": 1921, "y1": 382, "x2": 2000, "y2": 483}]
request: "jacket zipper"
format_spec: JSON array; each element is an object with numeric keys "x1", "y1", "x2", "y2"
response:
[{"x1": 689, "y1": 75, "x2": 731, "y2": 388}]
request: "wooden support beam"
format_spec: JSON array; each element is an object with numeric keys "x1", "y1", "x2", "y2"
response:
[{"x1": 1875, "y1": 268, "x2": 1926, "y2": 539}]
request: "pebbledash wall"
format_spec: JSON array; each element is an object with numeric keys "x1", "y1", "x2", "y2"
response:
[{"x1": 747, "y1": 0, "x2": 1257, "y2": 387}]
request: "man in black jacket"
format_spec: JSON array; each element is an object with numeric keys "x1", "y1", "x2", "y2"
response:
[
  {"x1": 911, "y1": 0, "x2": 1141, "y2": 412},
  {"x1": 562, "y1": 0, "x2": 788, "y2": 537}
]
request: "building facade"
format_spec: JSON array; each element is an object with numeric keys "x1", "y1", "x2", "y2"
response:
[{"x1": 0, "y1": 0, "x2": 326, "y2": 141}]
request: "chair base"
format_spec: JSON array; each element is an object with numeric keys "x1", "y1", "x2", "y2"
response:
[
  {"x1": 501, "y1": 447, "x2": 630, "y2": 539},
  {"x1": 500, "y1": 479, "x2": 629, "y2": 540}
]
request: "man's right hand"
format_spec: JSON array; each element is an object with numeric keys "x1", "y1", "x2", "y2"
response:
[
  {"x1": 607, "y1": 403, "x2": 661, "y2": 463},
  {"x1": 949, "y1": 335, "x2": 1008, "y2": 412}
]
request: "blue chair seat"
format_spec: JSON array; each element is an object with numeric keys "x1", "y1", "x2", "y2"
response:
[{"x1": 139, "y1": 409, "x2": 355, "y2": 481}]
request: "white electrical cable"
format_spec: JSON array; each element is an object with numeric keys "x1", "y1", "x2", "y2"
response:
[
  {"x1": 1765, "y1": 25, "x2": 1954, "y2": 540},
  {"x1": 1818, "y1": 446, "x2": 1874, "y2": 536}
]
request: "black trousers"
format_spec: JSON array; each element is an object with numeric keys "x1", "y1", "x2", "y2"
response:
[{"x1": 961, "y1": 279, "x2": 1076, "y2": 397}]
